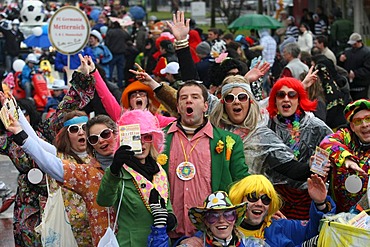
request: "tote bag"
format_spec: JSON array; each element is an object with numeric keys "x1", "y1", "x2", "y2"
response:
[
  {"x1": 98, "y1": 180, "x2": 125, "y2": 247},
  {"x1": 35, "y1": 177, "x2": 78, "y2": 247}
]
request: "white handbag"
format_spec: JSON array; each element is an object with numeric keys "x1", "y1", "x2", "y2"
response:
[
  {"x1": 35, "y1": 176, "x2": 78, "y2": 247},
  {"x1": 98, "y1": 180, "x2": 125, "y2": 247}
]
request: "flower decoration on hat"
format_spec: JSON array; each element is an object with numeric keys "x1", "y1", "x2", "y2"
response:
[
  {"x1": 206, "y1": 192, "x2": 227, "y2": 208},
  {"x1": 215, "y1": 140, "x2": 224, "y2": 154},
  {"x1": 156, "y1": 153, "x2": 168, "y2": 166},
  {"x1": 225, "y1": 136, "x2": 235, "y2": 161}
]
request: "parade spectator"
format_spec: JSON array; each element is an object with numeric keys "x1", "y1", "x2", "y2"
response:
[
  {"x1": 44, "y1": 79, "x2": 68, "y2": 113},
  {"x1": 207, "y1": 28, "x2": 221, "y2": 46},
  {"x1": 267, "y1": 77, "x2": 333, "y2": 220},
  {"x1": 313, "y1": 14, "x2": 327, "y2": 36},
  {"x1": 97, "y1": 110, "x2": 176, "y2": 246},
  {"x1": 329, "y1": 12, "x2": 354, "y2": 56},
  {"x1": 285, "y1": 16, "x2": 299, "y2": 41},
  {"x1": 89, "y1": 30, "x2": 113, "y2": 78},
  {"x1": 0, "y1": 19, "x2": 24, "y2": 72},
  {"x1": 105, "y1": 17, "x2": 131, "y2": 88},
  {"x1": 314, "y1": 35, "x2": 337, "y2": 64},
  {"x1": 312, "y1": 56, "x2": 348, "y2": 129},
  {"x1": 195, "y1": 41, "x2": 213, "y2": 88},
  {"x1": 258, "y1": 29, "x2": 276, "y2": 68},
  {"x1": 281, "y1": 43, "x2": 308, "y2": 79},
  {"x1": 320, "y1": 99, "x2": 370, "y2": 213},
  {"x1": 160, "y1": 61, "x2": 183, "y2": 89},
  {"x1": 21, "y1": 54, "x2": 39, "y2": 99},
  {"x1": 338, "y1": 33, "x2": 370, "y2": 100},
  {"x1": 297, "y1": 23, "x2": 313, "y2": 54},
  {"x1": 134, "y1": 20, "x2": 148, "y2": 53}
]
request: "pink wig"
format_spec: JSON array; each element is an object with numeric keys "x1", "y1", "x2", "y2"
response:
[
  {"x1": 267, "y1": 77, "x2": 317, "y2": 118},
  {"x1": 116, "y1": 110, "x2": 164, "y2": 153}
]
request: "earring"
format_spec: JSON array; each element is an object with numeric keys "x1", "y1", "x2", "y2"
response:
[{"x1": 220, "y1": 99, "x2": 225, "y2": 104}]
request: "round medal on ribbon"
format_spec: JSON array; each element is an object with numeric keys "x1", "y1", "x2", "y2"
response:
[
  {"x1": 176, "y1": 162, "x2": 196, "y2": 181},
  {"x1": 27, "y1": 168, "x2": 43, "y2": 184},
  {"x1": 345, "y1": 174, "x2": 362, "y2": 193}
]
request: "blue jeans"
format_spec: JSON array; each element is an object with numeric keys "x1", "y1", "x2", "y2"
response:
[
  {"x1": 22, "y1": 81, "x2": 32, "y2": 98},
  {"x1": 109, "y1": 53, "x2": 125, "y2": 87}
]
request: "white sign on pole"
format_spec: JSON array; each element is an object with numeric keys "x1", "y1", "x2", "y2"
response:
[
  {"x1": 191, "y1": 2, "x2": 206, "y2": 21},
  {"x1": 48, "y1": 6, "x2": 90, "y2": 55}
]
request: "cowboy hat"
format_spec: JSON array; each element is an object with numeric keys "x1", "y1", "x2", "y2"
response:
[{"x1": 188, "y1": 191, "x2": 247, "y2": 231}]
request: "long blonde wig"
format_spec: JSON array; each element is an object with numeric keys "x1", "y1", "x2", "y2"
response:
[
  {"x1": 229, "y1": 175, "x2": 283, "y2": 224},
  {"x1": 210, "y1": 75, "x2": 261, "y2": 131}
]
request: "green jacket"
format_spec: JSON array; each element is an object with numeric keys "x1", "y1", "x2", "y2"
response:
[
  {"x1": 97, "y1": 166, "x2": 173, "y2": 247},
  {"x1": 162, "y1": 123, "x2": 249, "y2": 192}
]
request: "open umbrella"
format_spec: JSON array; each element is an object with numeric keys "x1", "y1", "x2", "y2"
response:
[
  {"x1": 228, "y1": 13, "x2": 283, "y2": 30},
  {"x1": 24, "y1": 25, "x2": 51, "y2": 48}
]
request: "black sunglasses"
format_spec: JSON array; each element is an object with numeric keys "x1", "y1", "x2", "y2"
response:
[
  {"x1": 246, "y1": 192, "x2": 271, "y2": 206},
  {"x1": 87, "y1": 129, "x2": 113, "y2": 145}
]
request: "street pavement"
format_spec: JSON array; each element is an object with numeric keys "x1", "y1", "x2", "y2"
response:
[{"x1": 0, "y1": 155, "x2": 18, "y2": 247}]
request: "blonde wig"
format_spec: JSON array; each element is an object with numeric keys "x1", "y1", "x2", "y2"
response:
[
  {"x1": 228, "y1": 175, "x2": 282, "y2": 224},
  {"x1": 210, "y1": 75, "x2": 261, "y2": 130}
]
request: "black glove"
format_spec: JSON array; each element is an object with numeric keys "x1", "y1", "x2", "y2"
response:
[
  {"x1": 110, "y1": 145, "x2": 135, "y2": 176},
  {"x1": 149, "y1": 188, "x2": 168, "y2": 228}
]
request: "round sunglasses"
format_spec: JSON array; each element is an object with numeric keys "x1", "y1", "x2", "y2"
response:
[
  {"x1": 246, "y1": 192, "x2": 271, "y2": 206},
  {"x1": 204, "y1": 210, "x2": 237, "y2": 225},
  {"x1": 87, "y1": 129, "x2": 113, "y2": 145},
  {"x1": 67, "y1": 123, "x2": 87, "y2": 134},
  {"x1": 276, "y1": 90, "x2": 298, "y2": 100},
  {"x1": 224, "y1": 92, "x2": 249, "y2": 104}
]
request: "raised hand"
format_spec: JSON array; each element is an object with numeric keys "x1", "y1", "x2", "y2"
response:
[
  {"x1": 307, "y1": 174, "x2": 327, "y2": 204},
  {"x1": 166, "y1": 11, "x2": 189, "y2": 41},
  {"x1": 110, "y1": 145, "x2": 136, "y2": 176},
  {"x1": 245, "y1": 61, "x2": 270, "y2": 82},
  {"x1": 302, "y1": 66, "x2": 318, "y2": 89},
  {"x1": 77, "y1": 54, "x2": 89, "y2": 75},
  {"x1": 85, "y1": 55, "x2": 96, "y2": 73},
  {"x1": 129, "y1": 63, "x2": 161, "y2": 89}
]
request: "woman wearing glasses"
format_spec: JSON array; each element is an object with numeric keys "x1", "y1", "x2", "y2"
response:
[
  {"x1": 50, "y1": 110, "x2": 94, "y2": 245},
  {"x1": 228, "y1": 174, "x2": 336, "y2": 246},
  {"x1": 267, "y1": 77, "x2": 332, "y2": 220},
  {"x1": 96, "y1": 109, "x2": 175, "y2": 246},
  {"x1": 175, "y1": 191, "x2": 256, "y2": 246},
  {"x1": 210, "y1": 75, "x2": 316, "y2": 193}
]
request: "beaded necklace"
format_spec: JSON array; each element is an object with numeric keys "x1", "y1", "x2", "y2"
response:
[
  {"x1": 284, "y1": 111, "x2": 301, "y2": 159},
  {"x1": 132, "y1": 178, "x2": 151, "y2": 212}
]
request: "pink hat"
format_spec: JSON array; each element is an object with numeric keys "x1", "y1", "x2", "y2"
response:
[{"x1": 117, "y1": 110, "x2": 164, "y2": 153}]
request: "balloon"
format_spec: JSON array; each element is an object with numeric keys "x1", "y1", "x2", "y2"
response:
[
  {"x1": 32, "y1": 26, "x2": 43, "y2": 37},
  {"x1": 13, "y1": 59, "x2": 26, "y2": 72}
]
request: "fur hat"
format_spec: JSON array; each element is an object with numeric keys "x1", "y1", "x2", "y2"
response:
[
  {"x1": 117, "y1": 109, "x2": 164, "y2": 153},
  {"x1": 188, "y1": 191, "x2": 247, "y2": 231},
  {"x1": 344, "y1": 99, "x2": 370, "y2": 122},
  {"x1": 121, "y1": 81, "x2": 160, "y2": 109},
  {"x1": 90, "y1": 30, "x2": 103, "y2": 43}
]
